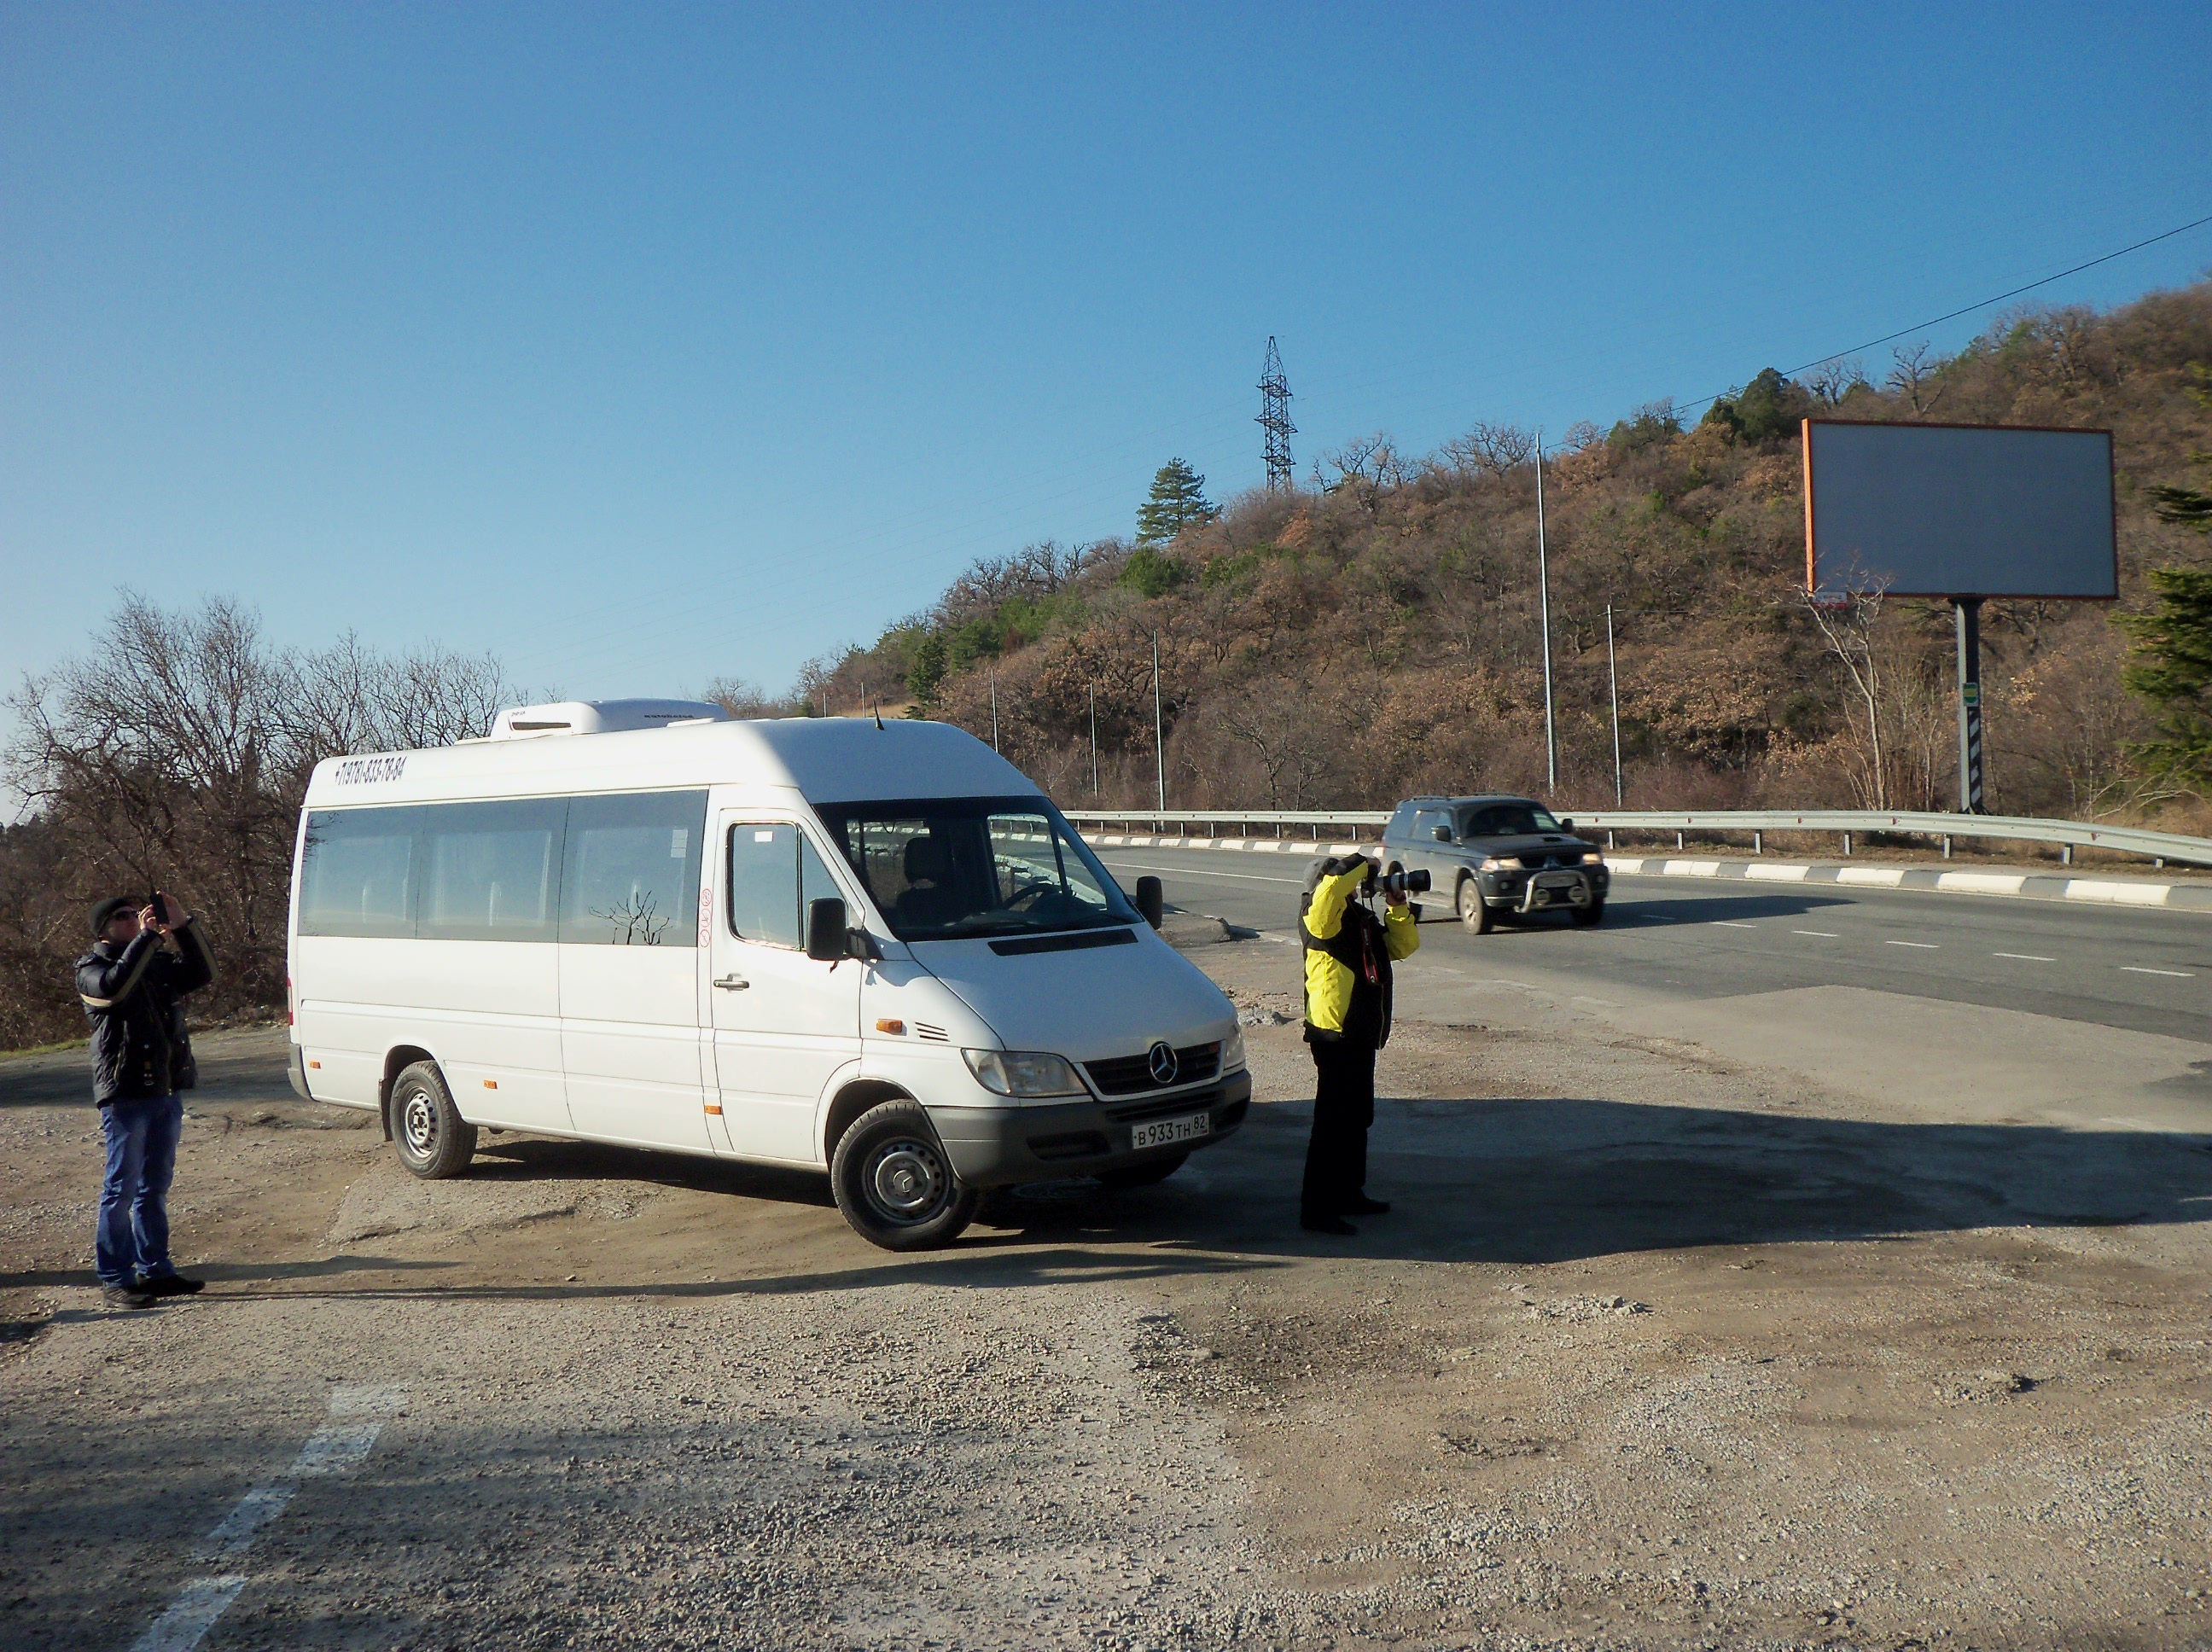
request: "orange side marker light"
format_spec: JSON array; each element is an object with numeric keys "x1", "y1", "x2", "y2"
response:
[{"x1": 875, "y1": 1019, "x2": 905, "y2": 1035}]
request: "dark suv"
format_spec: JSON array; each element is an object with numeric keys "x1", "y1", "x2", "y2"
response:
[{"x1": 1381, "y1": 795, "x2": 1609, "y2": 934}]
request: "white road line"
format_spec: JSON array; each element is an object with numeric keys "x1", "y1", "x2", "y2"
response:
[
  {"x1": 129, "y1": 1577, "x2": 249, "y2": 1652},
  {"x1": 1994, "y1": 952, "x2": 2056, "y2": 963},
  {"x1": 1714, "y1": 921, "x2": 1757, "y2": 928},
  {"x1": 1884, "y1": 939, "x2": 1940, "y2": 949},
  {"x1": 1641, "y1": 914, "x2": 1680, "y2": 922},
  {"x1": 135, "y1": 1385, "x2": 408, "y2": 1652},
  {"x1": 1103, "y1": 860, "x2": 1302, "y2": 884},
  {"x1": 1791, "y1": 929, "x2": 1839, "y2": 938},
  {"x1": 2121, "y1": 965, "x2": 2197, "y2": 978}
]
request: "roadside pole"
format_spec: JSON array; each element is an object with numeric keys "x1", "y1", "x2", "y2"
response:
[
  {"x1": 1535, "y1": 433, "x2": 1557, "y2": 794},
  {"x1": 1089, "y1": 684, "x2": 1100, "y2": 796},
  {"x1": 990, "y1": 673, "x2": 999, "y2": 752},
  {"x1": 1606, "y1": 602, "x2": 1623, "y2": 807},
  {"x1": 1151, "y1": 633, "x2": 1166, "y2": 811},
  {"x1": 1953, "y1": 598, "x2": 1985, "y2": 812}
]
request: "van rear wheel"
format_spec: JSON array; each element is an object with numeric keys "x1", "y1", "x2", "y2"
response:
[
  {"x1": 831, "y1": 1099, "x2": 978, "y2": 1251},
  {"x1": 390, "y1": 1061, "x2": 476, "y2": 1179}
]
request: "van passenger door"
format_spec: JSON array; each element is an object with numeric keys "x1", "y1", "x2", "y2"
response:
[
  {"x1": 556, "y1": 790, "x2": 711, "y2": 1153},
  {"x1": 708, "y1": 817, "x2": 862, "y2": 1165}
]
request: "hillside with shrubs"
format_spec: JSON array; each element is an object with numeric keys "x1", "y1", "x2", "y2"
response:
[{"x1": 796, "y1": 281, "x2": 2212, "y2": 827}]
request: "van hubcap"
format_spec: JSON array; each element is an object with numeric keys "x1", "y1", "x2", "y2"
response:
[
  {"x1": 401, "y1": 1092, "x2": 437, "y2": 1155},
  {"x1": 865, "y1": 1138, "x2": 947, "y2": 1224}
]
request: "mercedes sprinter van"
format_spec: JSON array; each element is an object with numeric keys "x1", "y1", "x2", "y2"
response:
[{"x1": 286, "y1": 701, "x2": 1249, "y2": 1248}]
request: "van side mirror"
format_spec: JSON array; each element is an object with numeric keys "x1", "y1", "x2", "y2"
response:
[
  {"x1": 806, "y1": 897, "x2": 849, "y2": 961},
  {"x1": 1134, "y1": 876, "x2": 1164, "y2": 930},
  {"x1": 1432, "y1": 825, "x2": 1452, "y2": 841},
  {"x1": 1558, "y1": 817, "x2": 1575, "y2": 833}
]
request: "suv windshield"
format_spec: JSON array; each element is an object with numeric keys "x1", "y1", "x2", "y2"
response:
[
  {"x1": 814, "y1": 796, "x2": 1141, "y2": 943},
  {"x1": 1460, "y1": 801, "x2": 1563, "y2": 837}
]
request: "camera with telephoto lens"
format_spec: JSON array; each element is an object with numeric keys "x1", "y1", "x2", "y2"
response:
[{"x1": 1362, "y1": 866, "x2": 1430, "y2": 899}]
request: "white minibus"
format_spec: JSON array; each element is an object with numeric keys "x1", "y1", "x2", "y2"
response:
[{"x1": 286, "y1": 701, "x2": 1250, "y2": 1248}]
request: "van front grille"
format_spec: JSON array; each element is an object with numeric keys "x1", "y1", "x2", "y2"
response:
[{"x1": 1084, "y1": 1042, "x2": 1221, "y2": 1096}]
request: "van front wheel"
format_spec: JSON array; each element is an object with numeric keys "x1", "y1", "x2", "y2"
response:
[
  {"x1": 831, "y1": 1100, "x2": 978, "y2": 1251},
  {"x1": 390, "y1": 1060, "x2": 476, "y2": 1179}
]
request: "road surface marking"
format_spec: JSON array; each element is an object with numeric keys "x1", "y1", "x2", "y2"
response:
[
  {"x1": 2120, "y1": 965, "x2": 2196, "y2": 978},
  {"x1": 1791, "y1": 929, "x2": 1839, "y2": 938},
  {"x1": 1884, "y1": 939, "x2": 1939, "y2": 950},
  {"x1": 1714, "y1": 921, "x2": 1757, "y2": 929},
  {"x1": 129, "y1": 1577, "x2": 250, "y2": 1652},
  {"x1": 135, "y1": 1385, "x2": 408, "y2": 1652},
  {"x1": 1994, "y1": 952, "x2": 2056, "y2": 963},
  {"x1": 1106, "y1": 861, "x2": 1301, "y2": 884},
  {"x1": 1640, "y1": 914, "x2": 1680, "y2": 922}
]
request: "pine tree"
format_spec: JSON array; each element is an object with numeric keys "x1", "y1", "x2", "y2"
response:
[
  {"x1": 2121, "y1": 462, "x2": 2212, "y2": 788},
  {"x1": 1135, "y1": 458, "x2": 1217, "y2": 545}
]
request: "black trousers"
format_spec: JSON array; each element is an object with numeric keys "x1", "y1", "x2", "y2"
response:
[{"x1": 1301, "y1": 1038, "x2": 1377, "y2": 1217}]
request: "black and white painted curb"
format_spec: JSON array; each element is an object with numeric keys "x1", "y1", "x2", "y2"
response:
[{"x1": 1080, "y1": 834, "x2": 2212, "y2": 913}]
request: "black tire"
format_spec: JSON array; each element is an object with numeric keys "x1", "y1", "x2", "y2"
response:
[
  {"x1": 1456, "y1": 874, "x2": 1494, "y2": 935},
  {"x1": 390, "y1": 1060, "x2": 477, "y2": 1179},
  {"x1": 1097, "y1": 1152, "x2": 1189, "y2": 1190},
  {"x1": 830, "y1": 1099, "x2": 978, "y2": 1251},
  {"x1": 1570, "y1": 898, "x2": 1606, "y2": 928}
]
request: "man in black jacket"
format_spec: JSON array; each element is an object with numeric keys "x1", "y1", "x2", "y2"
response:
[{"x1": 77, "y1": 893, "x2": 214, "y2": 1309}]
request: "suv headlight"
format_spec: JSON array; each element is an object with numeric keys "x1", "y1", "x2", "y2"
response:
[
  {"x1": 1581, "y1": 849, "x2": 1604, "y2": 864},
  {"x1": 1220, "y1": 1027, "x2": 1247, "y2": 1073},
  {"x1": 1480, "y1": 855, "x2": 1523, "y2": 872},
  {"x1": 962, "y1": 1049, "x2": 1086, "y2": 1098}
]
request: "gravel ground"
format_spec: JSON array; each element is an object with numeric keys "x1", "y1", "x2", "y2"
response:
[{"x1": 4, "y1": 939, "x2": 2212, "y2": 1651}]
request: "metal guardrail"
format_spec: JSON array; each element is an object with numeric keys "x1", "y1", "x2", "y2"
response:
[{"x1": 1061, "y1": 807, "x2": 2212, "y2": 870}]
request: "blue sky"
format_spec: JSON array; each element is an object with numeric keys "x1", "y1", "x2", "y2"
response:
[{"x1": 3, "y1": 2, "x2": 2209, "y2": 722}]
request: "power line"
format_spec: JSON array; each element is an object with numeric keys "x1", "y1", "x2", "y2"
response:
[{"x1": 1674, "y1": 208, "x2": 2212, "y2": 415}]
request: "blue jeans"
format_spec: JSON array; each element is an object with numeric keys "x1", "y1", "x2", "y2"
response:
[{"x1": 96, "y1": 1094, "x2": 183, "y2": 1287}]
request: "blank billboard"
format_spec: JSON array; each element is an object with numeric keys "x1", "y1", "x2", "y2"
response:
[{"x1": 1803, "y1": 420, "x2": 2116, "y2": 599}]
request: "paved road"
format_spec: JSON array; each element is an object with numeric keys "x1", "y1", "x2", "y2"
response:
[{"x1": 1097, "y1": 845, "x2": 2212, "y2": 1047}]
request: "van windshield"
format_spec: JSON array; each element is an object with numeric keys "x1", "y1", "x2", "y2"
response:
[{"x1": 815, "y1": 797, "x2": 1142, "y2": 943}]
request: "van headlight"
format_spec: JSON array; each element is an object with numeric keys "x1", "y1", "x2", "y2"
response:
[
  {"x1": 963, "y1": 1049, "x2": 1086, "y2": 1098},
  {"x1": 1220, "y1": 1028, "x2": 1247, "y2": 1073}
]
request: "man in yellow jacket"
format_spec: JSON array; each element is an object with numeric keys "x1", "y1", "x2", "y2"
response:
[{"x1": 1299, "y1": 853, "x2": 1419, "y2": 1235}]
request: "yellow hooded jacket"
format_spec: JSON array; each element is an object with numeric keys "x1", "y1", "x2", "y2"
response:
[{"x1": 1301, "y1": 859, "x2": 1419, "y2": 1044}]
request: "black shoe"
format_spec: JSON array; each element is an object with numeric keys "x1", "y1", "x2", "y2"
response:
[
  {"x1": 138, "y1": 1274, "x2": 204, "y2": 1297},
  {"x1": 101, "y1": 1285, "x2": 158, "y2": 1311},
  {"x1": 1342, "y1": 1195, "x2": 1391, "y2": 1216},
  {"x1": 1300, "y1": 1213, "x2": 1358, "y2": 1236}
]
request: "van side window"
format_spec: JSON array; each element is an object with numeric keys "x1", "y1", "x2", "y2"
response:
[
  {"x1": 300, "y1": 806, "x2": 422, "y2": 937},
  {"x1": 1412, "y1": 807, "x2": 1450, "y2": 841},
  {"x1": 1388, "y1": 804, "x2": 1417, "y2": 837},
  {"x1": 728, "y1": 823, "x2": 802, "y2": 949},
  {"x1": 417, "y1": 800, "x2": 566, "y2": 942},
  {"x1": 562, "y1": 790, "x2": 707, "y2": 946}
]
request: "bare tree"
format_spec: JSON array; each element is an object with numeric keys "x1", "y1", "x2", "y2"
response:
[
  {"x1": 1886, "y1": 342, "x2": 1950, "y2": 416},
  {"x1": 1435, "y1": 422, "x2": 1536, "y2": 477},
  {"x1": 1806, "y1": 358, "x2": 1868, "y2": 408},
  {"x1": 1794, "y1": 579, "x2": 1892, "y2": 809}
]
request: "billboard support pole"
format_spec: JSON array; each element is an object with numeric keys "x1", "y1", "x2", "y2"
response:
[{"x1": 1953, "y1": 598, "x2": 1985, "y2": 814}]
